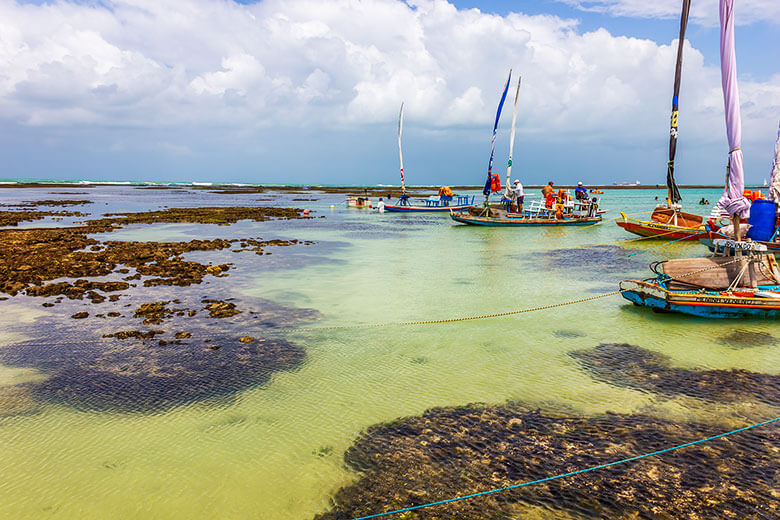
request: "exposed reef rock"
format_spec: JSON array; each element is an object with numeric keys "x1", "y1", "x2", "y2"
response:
[
  {"x1": 0, "y1": 204, "x2": 319, "y2": 412},
  {"x1": 100, "y1": 206, "x2": 305, "y2": 225},
  {"x1": 316, "y1": 405, "x2": 779, "y2": 520},
  {"x1": 0, "y1": 206, "x2": 312, "y2": 298},
  {"x1": 570, "y1": 343, "x2": 780, "y2": 407},
  {"x1": 0, "y1": 210, "x2": 87, "y2": 227}
]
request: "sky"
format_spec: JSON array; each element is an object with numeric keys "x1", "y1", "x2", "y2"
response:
[{"x1": 0, "y1": 0, "x2": 778, "y2": 186}]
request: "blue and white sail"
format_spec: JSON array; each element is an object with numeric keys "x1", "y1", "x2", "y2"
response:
[{"x1": 483, "y1": 70, "x2": 512, "y2": 197}]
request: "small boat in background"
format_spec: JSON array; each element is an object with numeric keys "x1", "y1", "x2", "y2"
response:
[
  {"x1": 451, "y1": 71, "x2": 604, "y2": 227},
  {"x1": 589, "y1": 189, "x2": 605, "y2": 194},
  {"x1": 346, "y1": 196, "x2": 372, "y2": 208},
  {"x1": 452, "y1": 199, "x2": 602, "y2": 226},
  {"x1": 383, "y1": 103, "x2": 474, "y2": 213}
]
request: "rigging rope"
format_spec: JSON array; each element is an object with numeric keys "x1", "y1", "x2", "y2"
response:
[{"x1": 350, "y1": 416, "x2": 780, "y2": 520}]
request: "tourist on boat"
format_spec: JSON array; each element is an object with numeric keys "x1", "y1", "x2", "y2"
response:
[
  {"x1": 438, "y1": 186, "x2": 453, "y2": 206},
  {"x1": 574, "y1": 182, "x2": 589, "y2": 201},
  {"x1": 512, "y1": 179, "x2": 524, "y2": 212},
  {"x1": 377, "y1": 197, "x2": 385, "y2": 213}
]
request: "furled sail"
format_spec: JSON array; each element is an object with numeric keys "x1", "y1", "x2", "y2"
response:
[
  {"x1": 504, "y1": 77, "x2": 522, "y2": 199},
  {"x1": 665, "y1": 0, "x2": 690, "y2": 205},
  {"x1": 398, "y1": 102, "x2": 405, "y2": 194},
  {"x1": 483, "y1": 70, "x2": 512, "y2": 197},
  {"x1": 769, "y1": 121, "x2": 780, "y2": 206},
  {"x1": 716, "y1": 0, "x2": 750, "y2": 218}
]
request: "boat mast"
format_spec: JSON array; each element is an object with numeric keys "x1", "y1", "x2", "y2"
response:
[
  {"x1": 665, "y1": 0, "x2": 690, "y2": 206},
  {"x1": 483, "y1": 69, "x2": 512, "y2": 204},
  {"x1": 398, "y1": 102, "x2": 405, "y2": 194},
  {"x1": 504, "y1": 77, "x2": 522, "y2": 198},
  {"x1": 717, "y1": 0, "x2": 750, "y2": 239}
]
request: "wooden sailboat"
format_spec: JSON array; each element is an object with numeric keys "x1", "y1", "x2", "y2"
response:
[
  {"x1": 451, "y1": 72, "x2": 602, "y2": 226},
  {"x1": 620, "y1": 0, "x2": 780, "y2": 318},
  {"x1": 617, "y1": 0, "x2": 707, "y2": 240},
  {"x1": 384, "y1": 103, "x2": 474, "y2": 212}
]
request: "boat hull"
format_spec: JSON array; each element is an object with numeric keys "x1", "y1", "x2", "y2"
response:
[
  {"x1": 700, "y1": 232, "x2": 780, "y2": 256},
  {"x1": 450, "y1": 211, "x2": 601, "y2": 226},
  {"x1": 385, "y1": 204, "x2": 473, "y2": 213},
  {"x1": 617, "y1": 214, "x2": 705, "y2": 239},
  {"x1": 619, "y1": 280, "x2": 780, "y2": 318}
]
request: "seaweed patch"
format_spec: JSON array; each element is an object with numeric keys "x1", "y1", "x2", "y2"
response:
[
  {"x1": 315, "y1": 405, "x2": 779, "y2": 520},
  {"x1": 535, "y1": 246, "x2": 645, "y2": 281},
  {"x1": 717, "y1": 329, "x2": 778, "y2": 349},
  {"x1": 0, "y1": 297, "x2": 318, "y2": 412},
  {"x1": 571, "y1": 343, "x2": 780, "y2": 407}
]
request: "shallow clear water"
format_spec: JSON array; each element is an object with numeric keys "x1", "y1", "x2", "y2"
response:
[{"x1": 0, "y1": 186, "x2": 778, "y2": 519}]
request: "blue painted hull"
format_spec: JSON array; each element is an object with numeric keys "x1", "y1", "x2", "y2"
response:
[{"x1": 619, "y1": 279, "x2": 780, "y2": 318}]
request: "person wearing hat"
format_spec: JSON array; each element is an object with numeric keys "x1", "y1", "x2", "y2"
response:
[
  {"x1": 575, "y1": 181, "x2": 589, "y2": 201},
  {"x1": 542, "y1": 181, "x2": 555, "y2": 208},
  {"x1": 512, "y1": 179, "x2": 524, "y2": 213}
]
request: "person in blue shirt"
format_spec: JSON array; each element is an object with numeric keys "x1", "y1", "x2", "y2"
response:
[{"x1": 574, "y1": 182, "x2": 589, "y2": 201}]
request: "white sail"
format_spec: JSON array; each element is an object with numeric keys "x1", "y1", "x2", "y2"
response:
[
  {"x1": 504, "y1": 77, "x2": 522, "y2": 199},
  {"x1": 398, "y1": 102, "x2": 405, "y2": 194}
]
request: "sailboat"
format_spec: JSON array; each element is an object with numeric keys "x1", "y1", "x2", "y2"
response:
[
  {"x1": 451, "y1": 72, "x2": 602, "y2": 226},
  {"x1": 383, "y1": 103, "x2": 475, "y2": 213},
  {"x1": 619, "y1": 0, "x2": 780, "y2": 318},
  {"x1": 617, "y1": 0, "x2": 708, "y2": 240}
]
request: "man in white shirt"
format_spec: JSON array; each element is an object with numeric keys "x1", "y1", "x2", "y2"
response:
[
  {"x1": 513, "y1": 179, "x2": 524, "y2": 213},
  {"x1": 377, "y1": 197, "x2": 385, "y2": 213}
]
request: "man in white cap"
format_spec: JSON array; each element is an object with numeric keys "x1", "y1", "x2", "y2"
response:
[
  {"x1": 512, "y1": 179, "x2": 524, "y2": 213},
  {"x1": 575, "y1": 181, "x2": 588, "y2": 201}
]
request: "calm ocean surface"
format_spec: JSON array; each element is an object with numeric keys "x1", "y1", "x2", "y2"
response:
[{"x1": 0, "y1": 185, "x2": 777, "y2": 519}]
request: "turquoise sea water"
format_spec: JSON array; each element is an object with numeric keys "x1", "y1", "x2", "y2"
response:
[{"x1": 0, "y1": 185, "x2": 778, "y2": 519}]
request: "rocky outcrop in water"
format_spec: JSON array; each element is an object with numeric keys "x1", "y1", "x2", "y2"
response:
[
  {"x1": 570, "y1": 343, "x2": 780, "y2": 407},
  {"x1": 316, "y1": 405, "x2": 779, "y2": 520}
]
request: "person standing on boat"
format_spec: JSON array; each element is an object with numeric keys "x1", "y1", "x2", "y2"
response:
[
  {"x1": 542, "y1": 181, "x2": 555, "y2": 208},
  {"x1": 575, "y1": 182, "x2": 589, "y2": 201},
  {"x1": 512, "y1": 179, "x2": 524, "y2": 212}
]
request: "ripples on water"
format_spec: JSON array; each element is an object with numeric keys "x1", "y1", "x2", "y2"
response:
[{"x1": 0, "y1": 186, "x2": 778, "y2": 519}]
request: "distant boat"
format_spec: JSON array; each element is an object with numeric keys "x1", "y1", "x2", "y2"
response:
[
  {"x1": 383, "y1": 103, "x2": 474, "y2": 213},
  {"x1": 451, "y1": 72, "x2": 602, "y2": 227}
]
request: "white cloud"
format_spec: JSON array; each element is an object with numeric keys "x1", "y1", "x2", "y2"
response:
[
  {"x1": 558, "y1": 0, "x2": 780, "y2": 26},
  {"x1": 0, "y1": 0, "x2": 777, "y2": 155}
]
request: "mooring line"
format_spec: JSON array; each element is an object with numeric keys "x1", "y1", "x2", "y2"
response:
[
  {"x1": 350, "y1": 416, "x2": 780, "y2": 520},
  {"x1": 4, "y1": 290, "x2": 625, "y2": 348},
  {"x1": 285, "y1": 290, "x2": 624, "y2": 333}
]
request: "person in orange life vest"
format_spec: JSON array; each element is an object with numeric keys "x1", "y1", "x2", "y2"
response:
[{"x1": 542, "y1": 181, "x2": 555, "y2": 208}]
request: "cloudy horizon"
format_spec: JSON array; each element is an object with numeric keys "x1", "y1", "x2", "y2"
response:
[{"x1": 1, "y1": 0, "x2": 778, "y2": 186}]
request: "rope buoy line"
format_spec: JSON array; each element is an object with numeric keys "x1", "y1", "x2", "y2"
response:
[
  {"x1": 351, "y1": 417, "x2": 780, "y2": 520},
  {"x1": 4, "y1": 291, "x2": 625, "y2": 348},
  {"x1": 284, "y1": 290, "x2": 624, "y2": 333}
]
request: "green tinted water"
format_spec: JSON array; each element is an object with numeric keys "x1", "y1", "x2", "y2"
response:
[{"x1": 1, "y1": 188, "x2": 778, "y2": 519}]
